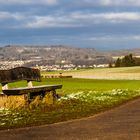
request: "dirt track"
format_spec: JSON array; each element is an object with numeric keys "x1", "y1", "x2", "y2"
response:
[{"x1": 0, "y1": 98, "x2": 140, "y2": 140}]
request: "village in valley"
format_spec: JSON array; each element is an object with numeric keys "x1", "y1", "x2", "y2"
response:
[{"x1": 1, "y1": 45, "x2": 140, "y2": 71}]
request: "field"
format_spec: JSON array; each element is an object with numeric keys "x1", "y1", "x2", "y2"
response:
[
  {"x1": 43, "y1": 66, "x2": 140, "y2": 80},
  {"x1": 2, "y1": 78, "x2": 140, "y2": 94},
  {"x1": 0, "y1": 67, "x2": 140, "y2": 130}
]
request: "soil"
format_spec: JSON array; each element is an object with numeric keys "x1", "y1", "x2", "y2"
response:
[{"x1": 0, "y1": 97, "x2": 140, "y2": 140}]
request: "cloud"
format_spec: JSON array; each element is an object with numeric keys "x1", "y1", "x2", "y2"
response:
[
  {"x1": 25, "y1": 15, "x2": 81, "y2": 28},
  {"x1": 73, "y1": 0, "x2": 140, "y2": 7},
  {"x1": 0, "y1": 0, "x2": 58, "y2": 6},
  {"x1": 88, "y1": 36, "x2": 115, "y2": 41},
  {"x1": 0, "y1": 11, "x2": 26, "y2": 21},
  {"x1": 88, "y1": 35, "x2": 140, "y2": 41},
  {"x1": 99, "y1": 0, "x2": 140, "y2": 6},
  {"x1": 1, "y1": 0, "x2": 140, "y2": 8},
  {"x1": 71, "y1": 12, "x2": 140, "y2": 23},
  {"x1": 0, "y1": 12, "x2": 12, "y2": 19},
  {"x1": 25, "y1": 12, "x2": 140, "y2": 28},
  {"x1": 131, "y1": 35, "x2": 140, "y2": 40},
  {"x1": 99, "y1": 0, "x2": 112, "y2": 6},
  {"x1": 1, "y1": 11, "x2": 140, "y2": 29}
]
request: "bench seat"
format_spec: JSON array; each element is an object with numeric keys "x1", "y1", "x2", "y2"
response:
[
  {"x1": 0, "y1": 67, "x2": 62, "y2": 103},
  {"x1": 2, "y1": 84, "x2": 62, "y2": 95}
]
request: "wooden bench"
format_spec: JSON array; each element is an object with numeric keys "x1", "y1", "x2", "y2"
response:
[{"x1": 0, "y1": 67, "x2": 62, "y2": 103}]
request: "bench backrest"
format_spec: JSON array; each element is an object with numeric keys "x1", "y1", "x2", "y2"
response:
[{"x1": 0, "y1": 67, "x2": 41, "y2": 84}]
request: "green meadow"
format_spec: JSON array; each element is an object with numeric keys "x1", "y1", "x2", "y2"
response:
[
  {"x1": 44, "y1": 78, "x2": 140, "y2": 92},
  {"x1": 1, "y1": 67, "x2": 140, "y2": 130},
  {"x1": 5, "y1": 78, "x2": 140, "y2": 94}
]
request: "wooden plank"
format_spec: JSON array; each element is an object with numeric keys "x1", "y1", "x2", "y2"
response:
[
  {"x1": 2, "y1": 85, "x2": 62, "y2": 95},
  {"x1": 0, "y1": 67, "x2": 41, "y2": 84}
]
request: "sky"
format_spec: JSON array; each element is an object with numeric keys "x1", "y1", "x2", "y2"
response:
[{"x1": 1, "y1": 0, "x2": 140, "y2": 50}]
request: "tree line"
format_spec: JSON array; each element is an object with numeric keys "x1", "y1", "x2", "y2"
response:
[{"x1": 115, "y1": 54, "x2": 140, "y2": 67}]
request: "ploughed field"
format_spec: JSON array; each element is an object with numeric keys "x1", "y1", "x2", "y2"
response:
[{"x1": 1, "y1": 67, "x2": 140, "y2": 130}]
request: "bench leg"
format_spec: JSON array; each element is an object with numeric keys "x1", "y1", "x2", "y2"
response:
[
  {"x1": 24, "y1": 93, "x2": 32, "y2": 105},
  {"x1": 51, "y1": 90, "x2": 61, "y2": 100},
  {"x1": 51, "y1": 90, "x2": 56, "y2": 103},
  {"x1": 23, "y1": 90, "x2": 59, "y2": 106},
  {"x1": 24, "y1": 94, "x2": 29, "y2": 106},
  {"x1": 42, "y1": 90, "x2": 57, "y2": 104}
]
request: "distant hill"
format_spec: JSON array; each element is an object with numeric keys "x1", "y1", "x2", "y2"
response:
[
  {"x1": 0, "y1": 45, "x2": 112, "y2": 66},
  {"x1": 106, "y1": 48, "x2": 140, "y2": 57},
  {"x1": 0, "y1": 45, "x2": 140, "y2": 67}
]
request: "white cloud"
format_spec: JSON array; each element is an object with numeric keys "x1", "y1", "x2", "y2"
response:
[
  {"x1": 77, "y1": 0, "x2": 140, "y2": 7},
  {"x1": 71, "y1": 12, "x2": 140, "y2": 24},
  {"x1": 0, "y1": 0, "x2": 58, "y2": 6},
  {"x1": 99, "y1": 12, "x2": 140, "y2": 22},
  {"x1": 88, "y1": 35, "x2": 140, "y2": 41},
  {"x1": 89, "y1": 36, "x2": 114, "y2": 41},
  {"x1": 0, "y1": 12, "x2": 12, "y2": 19},
  {"x1": 1, "y1": 11, "x2": 140, "y2": 28},
  {"x1": 100, "y1": 0, "x2": 112, "y2": 6},
  {"x1": 0, "y1": 11, "x2": 26, "y2": 20},
  {"x1": 1, "y1": 0, "x2": 140, "y2": 7},
  {"x1": 25, "y1": 15, "x2": 81, "y2": 28},
  {"x1": 46, "y1": 0, "x2": 58, "y2": 5},
  {"x1": 99, "y1": 0, "x2": 140, "y2": 6},
  {"x1": 131, "y1": 35, "x2": 140, "y2": 40},
  {"x1": 26, "y1": 12, "x2": 140, "y2": 28}
]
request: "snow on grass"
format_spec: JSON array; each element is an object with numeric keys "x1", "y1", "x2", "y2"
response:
[
  {"x1": 60, "y1": 89, "x2": 140, "y2": 103},
  {"x1": 0, "y1": 89, "x2": 140, "y2": 129}
]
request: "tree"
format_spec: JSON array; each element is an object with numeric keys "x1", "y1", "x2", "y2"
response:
[
  {"x1": 121, "y1": 54, "x2": 135, "y2": 67},
  {"x1": 109, "y1": 62, "x2": 112, "y2": 68},
  {"x1": 115, "y1": 54, "x2": 135, "y2": 67},
  {"x1": 128, "y1": 54, "x2": 135, "y2": 66},
  {"x1": 115, "y1": 58, "x2": 121, "y2": 67}
]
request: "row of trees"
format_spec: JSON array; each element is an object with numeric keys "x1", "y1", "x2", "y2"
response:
[
  {"x1": 115, "y1": 54, "x2": 140, "y2": 67},
  {"x1": 115, "y1": 54, "x2": 134, "y2": 67}
]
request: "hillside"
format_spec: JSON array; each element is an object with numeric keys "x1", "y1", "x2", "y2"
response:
[
  {"x1": 0, "y1": 45, "x2": 112, "y2": 66},
  {"x1": 1, "y1": 45, "x2": 140, "y2": 67},
  {"x1": 107, "y1": 48, "x2": 140, "y2": 57}
]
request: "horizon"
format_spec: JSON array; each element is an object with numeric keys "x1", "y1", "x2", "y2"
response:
[
  {"x1": 1, "y1": 44, "x2": 140, "y2": 52},
  {"x1": 1, "y1": 0, "x2": 140, "y2": 50}
]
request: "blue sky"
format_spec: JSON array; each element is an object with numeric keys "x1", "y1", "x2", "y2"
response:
[{"x1": 1, "y1": 0, "x2": 140, "y2": 50}]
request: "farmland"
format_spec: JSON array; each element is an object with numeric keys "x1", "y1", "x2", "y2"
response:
[
  {"x1": 43, "y1": 66, "x2": 140, "y2": 80},
  {"x1": 0, "y1": 67, "x2": 140, "y2": 130}
]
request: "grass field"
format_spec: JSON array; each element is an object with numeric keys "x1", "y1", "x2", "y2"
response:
[
  {"x1": 43, "y1": 66, "x2": 140, "y2": 80},
  {"x1": 3, "y1": 78, "x2": 140, "y2": 94},
  {"x1": 1, "y1": 67, "x2": 140, "y2": 130}
]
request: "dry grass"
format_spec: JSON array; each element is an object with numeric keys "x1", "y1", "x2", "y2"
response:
[
  {"x1": 29, "y1": 92, "x2": 54, "y2": 109},
  {"x1": 43, "y1": 66, "x2": 140, "y2": 80},
  {"x1": 0, "y1": 95, "x2": 26, "y2": 109},
  {"x1": 0, "y1": 91, "x2": 56, "y2": 109}
]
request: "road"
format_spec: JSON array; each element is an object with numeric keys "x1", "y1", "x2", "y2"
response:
[{"x1": 0, "y1": 98, "x2": 140, "y2": 140}]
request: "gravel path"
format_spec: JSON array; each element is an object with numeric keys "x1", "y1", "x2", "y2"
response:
[{"x1": 0, "y1": 98, "x2": 140, "y2": 140}]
